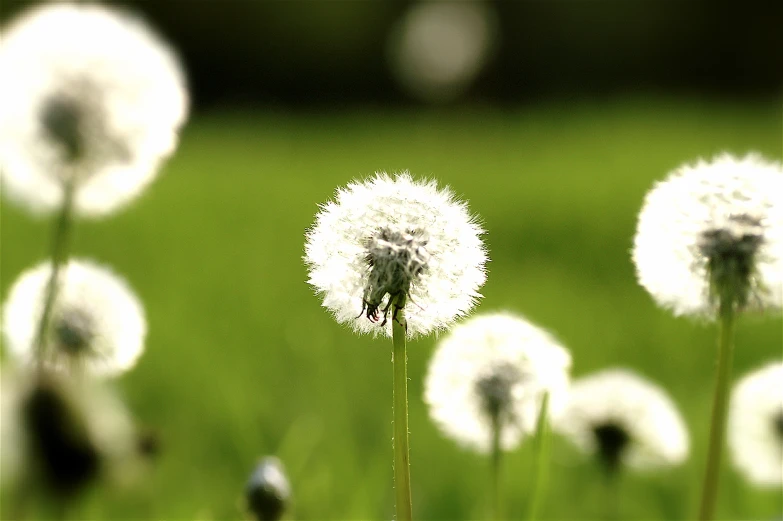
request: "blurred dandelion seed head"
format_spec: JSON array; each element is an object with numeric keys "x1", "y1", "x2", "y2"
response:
[
  {"x1": 0, "y1": 2, "x2": 189, "y2": 217},
  {"x1": 728, "y1": 361, "x2": 783, "y2": 487},
  {"x1": 387, "y1": 1, "x2": 499, "y2": 103},
  {"x1": 555, "y1": 369, "x2": 690, "y2": 471},
  {"x1": 0, "y1": 369, "x2": 137, "y2": 496},
  {"x1": 305, "y1": 172, "x2": 487, "y2": 338},
  {"x1": 2, "y1": 259, "x2": 147, "y2": 377},
  {"x1": 245, "y1": 456, "x2": 291, "y2": 521},
  {"x1": 633, "y1": 153, "x2": 783, "y2": 318},
  {"x1": 424, "y1": 312, "x2": 571, "y2": 453}
]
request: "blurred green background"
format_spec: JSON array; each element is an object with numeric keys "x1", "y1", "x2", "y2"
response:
[
  {"x1": 1, "y1": 0, "x2": 782, "y2": 519},
  {"x1": 1, "y1": 98, "x2": 781, "y2": 520}
]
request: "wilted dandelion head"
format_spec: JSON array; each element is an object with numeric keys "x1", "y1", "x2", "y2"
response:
[
  {"x1": 632, "y1": 153, "x2": 783, "y2": 318},
  {"x1": 0, "y1": 2, "x2": 189, "y2": 217},
  {"x1": 245, "y1": 456, "x2": 291, "y2": 521},
  {"x1": 0, "y1": 369, "x2": 136, "y2": 498},
  {"x1": 304, "y1": 172, "x2": 487, "y2": 338},
  {"x1": 2, "y1": 259, "x2": 147, "y2": 377},
  {"x1": 728, "y1": 361, "x2": 783, "y2": 487},
  {"x1": 424, "y1": 312, "x2": 572, "y2": 453},
  {"x1": 555, "y1": 369, "x2": 690, "y2": 473},
  {"x1": 387, "y1": 1, "x2": 498, "y2": 104}
]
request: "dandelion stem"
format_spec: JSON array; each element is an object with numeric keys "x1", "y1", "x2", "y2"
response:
[
  {"x1": 33, "y1": 180, "x2": 76, "y2": 370},
  {"x1": 698, "y1": 296, "x2": 735, "y2": 521},
  {"x1": 392, "y1": 306, "x2": 413, "y2": 521},
  {"x1": 526, "y1": 393, "x2": 550, "y2": 521},
  {"x1": 489, "y1": 411, "x2": 502, "y2": 520}
]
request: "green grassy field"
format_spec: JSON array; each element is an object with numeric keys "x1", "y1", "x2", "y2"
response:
[{"x1": 1, "y1": 97, "x2": 781, "y2": 520}]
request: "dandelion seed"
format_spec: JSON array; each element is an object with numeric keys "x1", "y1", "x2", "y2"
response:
[
  {"x1": 424, "y1": 312, "x2": 571, "y2": 453},
  {"x1": 632, "y1": 153, "x2": 783, "y2": 318},
  {"x1": 0, "y1": 2, "x2": 189, "y2": 217},
  {"x1": 555, "y1": 368, "x2": 690, "y2": 473},
  {"x1": 728, "y1": 361, "x2": 783, "y2": 487},
  {"x1": 2, "y1": 259, "x2": 147, "y2": 377},
  {"x1": 304, "y1": 172, "x2": 487, "y2": 338},
  {"x1": 245, "y1": 456, "x2": 291, "y2": 521}
]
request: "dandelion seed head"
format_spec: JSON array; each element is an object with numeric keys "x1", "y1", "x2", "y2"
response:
[
  {"x1": 305, "y1": 172, "x2": 487, "y2": 338},
  {"x1": 0, "y1": 2, "x2": 189, "y2": 217},
  {"x1": 424, "y1": 312, "x2": 572, "y2": 453},
  {"x1": 728, "y1": 361, "x2": 783, "y2": 487},
  {"x1": 245, "y1": 456, "x2": 291, "y2": 521},
  {"x1": 632, "y1": 153, "x2": 783, "y2": 318},
  {"x1": 2, "y1": 259, "x2": 147, "y2": 377},
  {"x1": 555, "y1": 368, "x2": 690, "y2": 471}
]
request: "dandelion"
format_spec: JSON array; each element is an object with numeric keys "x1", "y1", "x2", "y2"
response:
[
  {"x1": 305, "y1": 172, "x2": 487, "y2": 338},
  {"x1": 728, "y1": 361, "x2": 783, "y2": 487},
  {"x1": 386, "y1": 1, "x2": 499, "y2": 104},
  {"x1": 245, "y1": 457, "x2": 291, "y2": 521},
  {"x1": 555, "y1": 368, "x2": 689, "y2": 472},
  {"x1": 631, "y1": 153, "x2": 782, "y2": 520},
  {"x1": 2, "y1": 259, "x2": 147, "y2": 377},
  {"x1": 424, "y1": 312, "x2": 571, "y2": 519},
  {"x1": 633, "y1": 153, "x2": 782, "y2": 318},
  {"x1": 304, "y1": 172, "x2": 488, "y2": 521},
  {"x1": 0, "y1": 2, "x2": 189, "y2": 217},
  {"x1": 0, "y1": 369, "x2": 137, "y2": 505}
]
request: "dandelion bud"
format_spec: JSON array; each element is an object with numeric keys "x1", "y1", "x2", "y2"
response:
[
  {"x1": 245, "y1": 457, "x2": 291, "y2": 521},
  {"x1": 424, "y1": 312, "x2": 571, "y2": 453},
  {"x1": 305, "y1": 172, "x2": 487, "y2": 337},
  {"x1": 728, "y1": 362, "x2": 783, "y2": 487},
  {"x1": 555, "y1": 369, "x2": 690, "y2": 473},
  {"x1": 2, "y1": 259, "x2": 147, "y2": 377},
  {"x1": 632, "y1": 153, "x2": 783, "y2": 318}
]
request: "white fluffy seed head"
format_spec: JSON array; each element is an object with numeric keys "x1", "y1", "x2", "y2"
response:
[
  {"x1": 424, "y1": 312, "x2": 572, "y2": 453},
  {"x1": 304, "y1": 172, "x2": 488, "y2": 338},
  {"x1": 0, "y1": 2, "x2": 189, "y2": 217},
  {"x1": 554, "y1": 368, "x2": 690, "y2": 471},
  {"x1": 632, "y1": 153, "x2": 783, "y2": 318},
  {"x1": 728, "y1": 361, "x2": 783, "y2": 487},
  {"x1": 2, "y1": 259, "x2": 147, "y2": 377}
]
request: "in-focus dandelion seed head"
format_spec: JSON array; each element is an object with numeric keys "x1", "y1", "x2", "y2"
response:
[
  {"x1": 0, "y1": 2, "x2": 189, "y2": 217},
  {"x1": 728, "y1": 361, "x2": 783, "y2": 487},
  {"x1": 632, "y1": 153, "x2": 783, "y2": 318},
  {"x1": 424, "y1": 312, "x2": 571, "y2": 453},
  {"x1": 304, "y1": 172, "x2": 487, "y2": 338},
  {"x1": 2, "y1": 259, "x2": 147, "y2": 377},
  {"x1": 554, "y1": 368, "x2": 690, "y2": 472}
]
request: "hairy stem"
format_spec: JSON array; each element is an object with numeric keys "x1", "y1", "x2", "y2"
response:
[
  {"x1": 526, "y1": 393, "x2": 550, "y2": 521},
  {"x1": 392, "y1": 307, "x2": 413, "y2": 521},
  {"x1": 33, "y1": 181, "x2": 76, "y2": 370},
  {"x1": 698, "y1": 297, "x2": 735, "y2": 521}
]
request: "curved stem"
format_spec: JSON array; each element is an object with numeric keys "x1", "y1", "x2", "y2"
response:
[
  {"x1": 698, "y1": 299, "x2": 735, "y2": 521},
  {"x1": 33, "y1": 181, "x2": 76, "y2": 370},
  {"x1": 490, "y1": 411, "x2": 502, "y2": 520},
  {"x1": 392, "y1": 308, "x2": 412, "y2": 521},
  {"x1": 526, "y1": 393, "x2": 550, "y2": 521}
]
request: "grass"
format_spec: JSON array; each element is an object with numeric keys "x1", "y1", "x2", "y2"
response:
[{"x1": 1, "y1": 96, "x2": 781, "y2": 520}]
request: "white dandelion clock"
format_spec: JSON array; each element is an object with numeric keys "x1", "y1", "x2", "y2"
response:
[
  {"x1": 424, "y1": 312, "x2": 572, "y2": 453},
  {"x1": 2, "y1": 259, "x2": 147, "y2": 377},
  {"x1": 304, "y1": 172, "x2": 487, "y2": 338},
  {"x1": 728, "y1": 361, "x2": 783, "y2": 487},
  {"x1": 0, "y1": 368, "x2": 27, "y2": 489},
  {"x1": 632, "y1": 153, "x2": 783, "y2": 318},
  {"x1": 555, "y1": 368, "x2": 690, "y2": 473},
  {"x1": 0, "y1": 2, "x2": 189, "y2": 217}
]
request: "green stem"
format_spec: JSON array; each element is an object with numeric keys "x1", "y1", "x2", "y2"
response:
[
  {"x1": 697, "y1": 298, "x2": 735, "y2": 521},
  {"x1": 601, "y1": 470, "x2": 619, "y2": 521},
  {"x1": 33, "y1": 181, "x2": 76, "y2": 370},
  {"x1": 392, "y1": 308, "x2": 412, "y2": 521},
  {"x1": 490, "y1": 412, "x2": 502, "y2": 521},
  {"x1": 526, "y1": 393, "x2": 550, "y2": 521}
]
